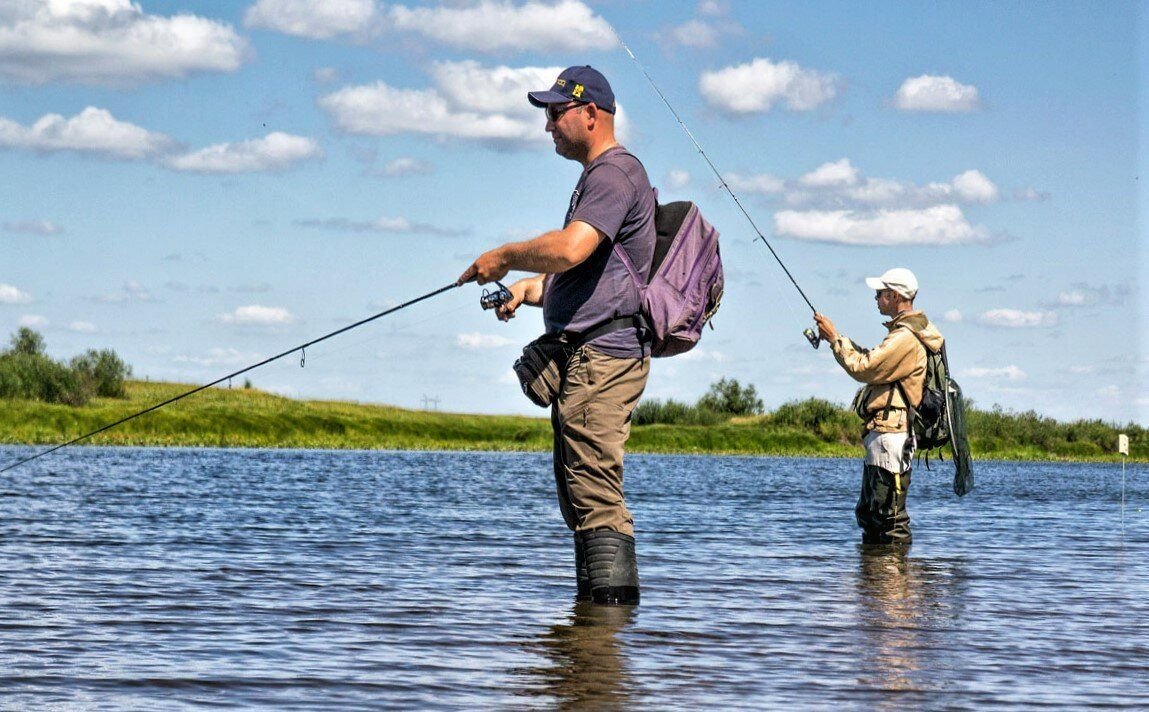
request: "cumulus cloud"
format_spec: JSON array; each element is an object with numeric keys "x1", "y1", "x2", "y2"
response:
[
  {"x1": 977, "y1": 309, "x2": 1059, "y2": 328},
  {"x1": 0, "y1": 0, "x2": 247, "y2": 85},
  {"x1": 245, "y1": 0, "x2": 380, "y2": 40},
  {"x1": 217, "y1": 305, "x2": 297, "y2": 325},
  {"x1": 1, "y1": 107, "x2": 321, "y2": 174},
  {"x1": 165, "y1": 132, "x2": 322, "y2": 174},
  {"x1": 943, "y1": 309, "x2": 963, "y2": 323},
  {"x1": 773, "y1": 205, "x2": 995, "y2": 246},
  {"x1": 389, "y1": 0, "x2": 613, "y2": 53},
  {"x1": 456, "y1": 332, "x2": 515, "y2": 350},
  {"x1": 18, "y1": 314, "x2": 47, "y2": 328},
  {"x1": 799, "y1": 158, "x2": 859, "y2": 188},
  {"x1": 0, "y1": 106, "x2": 173, "y2": 159},
  {"x1": 699, "y1": 57, "x2": 839, "y2": 114},
  {"x1": 961, "y1": 365, "x2": 1027, "y2": 381},
  {"x1": 893, "y1": 74, "x2": 981, "y2": 112},
  {"x1": 68, "y1": 321, "x2": 97, "y2": 333},
  {"x1": 951, "y1": 169, "x2": 1000, "y2": 203},
  {"x1": 296, "y1": 216, "x2": 463, "y2": 236},
  {"x1": 313, "y1": 67, "x2": 341, "y2": 84},
  {"x1": 0, "y1": 283, "x2": 33, "y2": 304},
  {"x1": 732, "y1": 160, "x2": 1000, "y2": 210},
  {"x1": 319, "y1": 60, "x2": 561, "y2": 147},
  {"x1": 380, "y1": 156, "x2": 433, "y2": 177},
  {"x1": 726, "y1": 172, "x2": 786, "y2": 195},
  {"x1": 4, "y1": 219, "x2": 61, "y2": 235}
]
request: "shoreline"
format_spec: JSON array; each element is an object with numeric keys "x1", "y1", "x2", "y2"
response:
[{"x1": 1, "y1": 381, "x2": 1143, "y2": 464}]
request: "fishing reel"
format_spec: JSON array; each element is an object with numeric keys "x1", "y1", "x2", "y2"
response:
[
  {"x1": 480, "y1": 282, "x2": 513, "y2": 311},
  {"x1": 803, "y1": 327, "x2": 820, "y2": 349}
]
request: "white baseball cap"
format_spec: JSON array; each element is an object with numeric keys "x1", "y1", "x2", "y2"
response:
[{"x1": 865, "y1": 267, "x2": 918, "y2": 300}]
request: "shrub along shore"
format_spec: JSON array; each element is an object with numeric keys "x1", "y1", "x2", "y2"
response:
[{"x1": 0, "y1": 380, "x2": 1143, "y2": 462}]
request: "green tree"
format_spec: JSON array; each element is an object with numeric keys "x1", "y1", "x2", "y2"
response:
[
  {"x1": 71, "y1": 349, "x2": 131, "y2": 398},
  {"x1": 697, "y1": 378, "x2": 764, "y2": 416},
  {"x1": 10, "y1": 327, "x2": 45, "y2": 356}
]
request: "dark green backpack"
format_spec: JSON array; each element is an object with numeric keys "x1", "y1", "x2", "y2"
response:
[{"x1": 898, "y1": 341, "x2": 974, "y2": 496}]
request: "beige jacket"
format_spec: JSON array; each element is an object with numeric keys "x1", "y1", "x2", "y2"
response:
[{"x1": 831, "y1": 311, "x2": 944, "y2": 433}]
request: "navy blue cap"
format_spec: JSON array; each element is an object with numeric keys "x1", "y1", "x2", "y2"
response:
[{"x1": 528, "y1": 65, "x2": 615, "y2": 114}]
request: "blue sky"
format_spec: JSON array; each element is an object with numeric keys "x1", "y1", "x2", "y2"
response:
[{"x1": 2, "y1": 0, "x2": 1145, "y2": 425}]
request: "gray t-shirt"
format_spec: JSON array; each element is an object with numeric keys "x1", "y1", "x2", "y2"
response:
[{"x1": 543, "y1": 146, "x2": 656, "y2": 359}]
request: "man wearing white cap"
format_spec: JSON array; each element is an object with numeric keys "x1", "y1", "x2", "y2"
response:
[{"x1": 814, "y1": 268, "x2": 944, "y2": 546}]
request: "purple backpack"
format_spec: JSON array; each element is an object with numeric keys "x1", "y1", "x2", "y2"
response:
[{"x1": 614, "y1": 200, "x2": 724, "y2": 357}]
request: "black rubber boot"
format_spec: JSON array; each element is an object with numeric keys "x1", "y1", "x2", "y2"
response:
[
  {"x1": 581, "y1": 530, "x2": 640, "y2": 606},
  {"x1": 573, "y1": 531, "x2": 591, "y2": 601}
]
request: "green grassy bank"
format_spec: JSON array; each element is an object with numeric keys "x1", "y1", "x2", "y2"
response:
[{"x1": 0, "y1": 381, "x2": 1144, "y2": 461}]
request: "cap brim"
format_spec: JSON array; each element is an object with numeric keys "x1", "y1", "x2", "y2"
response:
[
  {"x1": 528, "y1": 90, "x2": 569, "y2": 107},
  {"x1": 864, "y1": 277, "x2": 886, "y2": 291}
]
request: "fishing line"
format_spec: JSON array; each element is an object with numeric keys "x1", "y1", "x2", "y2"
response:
[
  {"x1": 609, "y1": 28, "x2": 822, "y2": 348},
  {"x1": 0, "y1": 282, "x2": 462, "y2": 474}
]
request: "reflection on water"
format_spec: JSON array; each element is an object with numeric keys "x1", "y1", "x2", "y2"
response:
[
  {"x1": 857, "y1": 546, "x2": 924, "y2": 694},
  {"x1": 0, "y1": 447, "x2": 1145, "y2": 709},
  {"x1": 524, "y1": 602, "x2": 636, "y2": 710}
]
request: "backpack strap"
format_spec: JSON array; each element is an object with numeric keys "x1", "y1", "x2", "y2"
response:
[{"x1": 561, "y1": 313, "x2": 651, "y2": 348}]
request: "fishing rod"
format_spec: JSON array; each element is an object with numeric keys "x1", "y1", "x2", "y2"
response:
[
  {"x1": 0, "y1": 282, "x2": 465, "y2": 474},
  {"x1": 609, "y1": 29, "x2": 823, "y2": 350}
]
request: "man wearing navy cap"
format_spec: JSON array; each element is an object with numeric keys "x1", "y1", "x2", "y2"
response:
[{"x1": 459, "y1": 66, "x2": 655, "y2": 605}]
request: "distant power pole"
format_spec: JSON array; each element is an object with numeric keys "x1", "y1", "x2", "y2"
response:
[{"x1": 421, "y1": 395, "x2": 440, "y2": 411}]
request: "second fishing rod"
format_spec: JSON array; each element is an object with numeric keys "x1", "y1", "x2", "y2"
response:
[{"x1": 609, "y1": 29, "x2": 824, "y2": 350}]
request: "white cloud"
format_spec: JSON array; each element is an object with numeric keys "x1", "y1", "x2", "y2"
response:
[
  {"x1": 0, "y1": 0, "x2": 247, "y2": 85},
  {"x1": 773, "y1": 205, "x2": 995, "y2": 246},
  {"x1": 699, "y1": 57, "x2": 838, "y2": 114},
  {"x1": 0, "y1": 283, "x2": 32, "y2": 304},
  {"x1": 456, "y1": 332, "x2": 515, "y2": 350},
  {"x1": 3, "y1": 219, "x2": 61, "y2": 234},
  {"x1": 0, "y1": 106, "x2": 172, "y2": 159},
  {"x1": 68, "y1": 320, "x2": 97, "y2": 333},
  {"x1": 662, "y1": 19, "x2": 721, "y2": 48},
  {"x1": 731, "y1": 161, "x2": 1000, "y2": 210},
  {"x1": 943, "y1": 309, "x2": 963, "y2": 323},
  {"x1": 245, "y1": 0, "x2": 380, "y2": 40},
  {"x1": 319, "y1": 60, "x2": 560, "y2": 147},
  {"x1": 166, "y1": 132, "x2": 322, "y2": 174},
  {"x1": 388, "y1": 0, "x2": 613, "y2": 53},
  {"x1": 977, "y1": 309, "x2": 1059, "y2": 328},
  {"x1": 18, "y1": 314, "x2": 47, "y2": 328},
  {"x1": 893, "y1": 75, "x2": 981, "y2": 112},
  {"x1": 961, "y1": 365, "x2": 1027, "y2": 381},
  {"x1": 951, "y1": 169, "x2": 1000, "y2": 203},
  {"x1": 666, "y1": 169, "x2": 691, "y2": 190},
  {"x1": 799, "y1": 158, "x2": 859, "y2": 188},
  {"x1": 726, "y1": 172, "x2": 785, "y2": 195},
  {"x1": 1069, "y1": 365, "x2": 1095, "y2": 375},
  {"x1": 217, "y1": 305, "x2": 297, "y2": 325},
  {"x1": 382, "y1": 156, "x2": 433, "y2": 177}
]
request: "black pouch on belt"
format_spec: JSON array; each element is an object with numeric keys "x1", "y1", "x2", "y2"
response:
[{"x1": 513, "y1": 334, "x2": 572, "y2": 408}]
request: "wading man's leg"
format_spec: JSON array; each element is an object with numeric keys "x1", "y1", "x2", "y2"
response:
[
  {"x1": 856, "y1": 464, "x2": 913, "y2": 545},
  {"x1": 553, "y1": 347, "x2": 648, "y2": 605}
]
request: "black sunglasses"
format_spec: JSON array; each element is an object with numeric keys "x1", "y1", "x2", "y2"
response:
[{"x1": 546, "y1": 101, "x2": 586, "y2": 123}]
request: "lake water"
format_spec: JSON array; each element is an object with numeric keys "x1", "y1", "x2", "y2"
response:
[{"x1": 0, "y1": 446, "x2": 1145, "y2": 710}]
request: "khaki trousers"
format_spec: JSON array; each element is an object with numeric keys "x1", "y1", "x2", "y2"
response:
[{"x1": 551, "y1": 346, "x2": 649, "y2": 536}]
